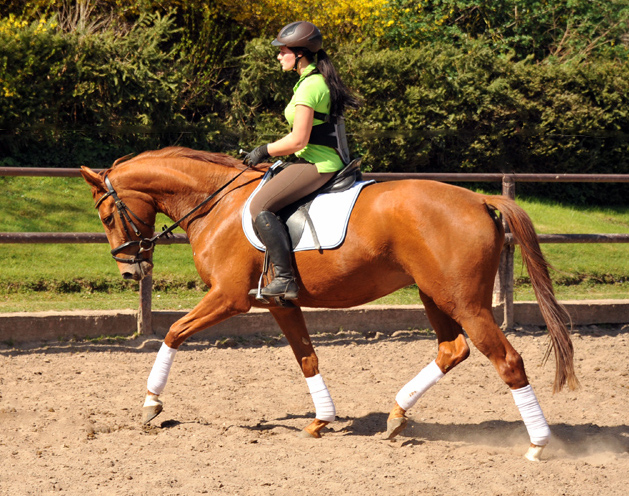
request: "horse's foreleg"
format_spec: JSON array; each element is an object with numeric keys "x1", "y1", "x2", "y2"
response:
[
  {"x1": 461, "y1": 309, "x2": 551, "y2": 461},
  {"x1": 269, "y1": 306, "x2": 335, "y2": 438},
  {"x1": 143, "y1": 342, "x2": 178, "y2": 423},
  {"x1": 143, "y1": 289, "x2": 250, "y2": 424},
  {"x1": 385, "y1": 295, "x2": 470, "y2": 440}
]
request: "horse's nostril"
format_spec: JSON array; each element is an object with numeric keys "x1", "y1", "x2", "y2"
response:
[{"x1": 122, "y1": 272, "x2": 135, "y2": 280}]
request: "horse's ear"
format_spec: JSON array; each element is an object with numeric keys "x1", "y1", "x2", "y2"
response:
[{"x1": 80, "y1": 166, "x2": 105, "y2": 191}]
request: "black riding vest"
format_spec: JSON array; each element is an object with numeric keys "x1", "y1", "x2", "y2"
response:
[{"x1": 304, "y1": 71, "x2": 351, "y2": 165}]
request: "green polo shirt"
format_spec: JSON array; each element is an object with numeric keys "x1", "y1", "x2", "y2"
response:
[{"x1": 284, "y1": 64, "x2": 344, "y2": 173}]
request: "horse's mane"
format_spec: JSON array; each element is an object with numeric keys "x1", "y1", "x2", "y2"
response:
[{"x1": 112, "y1": 146, "x2": 270, "y2": 172}]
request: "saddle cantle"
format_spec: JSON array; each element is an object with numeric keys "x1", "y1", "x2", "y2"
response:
[{"x1": 242, "y1": 159, "x2": 374, "y2": 252}]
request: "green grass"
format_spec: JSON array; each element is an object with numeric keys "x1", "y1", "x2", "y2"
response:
[
  {"x1": 511, "y1": 195, "x2": 629, "y2": 300},
  {"x1": 0, "y1": 176, "x2": 628, "y2": 312}
]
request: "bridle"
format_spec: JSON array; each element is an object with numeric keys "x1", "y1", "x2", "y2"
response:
[
  {"x1": 94, "y1": 167, "x2": 251, "y2": 265},
  {"x1": 95, "y1": 169, "x2": 251, "y2": 264},
  {"x1": 94, "y1": 175, "x2": 156, "y2": 264}
]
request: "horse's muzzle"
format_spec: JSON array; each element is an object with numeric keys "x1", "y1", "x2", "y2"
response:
[{"x1": 121, "y1": 260, "x2": 153, "y2": 281}]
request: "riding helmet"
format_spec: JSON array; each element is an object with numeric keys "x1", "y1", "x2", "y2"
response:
[{"x1": 272, "y1": 21, "x2": 323, "y2": 53}]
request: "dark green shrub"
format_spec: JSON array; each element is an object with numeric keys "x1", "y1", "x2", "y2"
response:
[
  {"x1": 380, "y1": 1, "x2": 629, "y2": 62},
  {"x1": 0, "y1": 9, "x2": 229, "y2": 168},
  {"x1": 2, "y1": 5, "x2": 628, "y2": 204},
  {"x1": 233, "y1": 38, "x2": 629, "y2": 203}
]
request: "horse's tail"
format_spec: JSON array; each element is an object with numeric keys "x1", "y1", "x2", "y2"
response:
[{"x1": 483, "y1": 195, "x2": 580, "y2": 393}]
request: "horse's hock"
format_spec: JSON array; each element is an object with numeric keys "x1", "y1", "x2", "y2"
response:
[{"x1": 1, "y1": 301, "x2": 628, "y2": 345}]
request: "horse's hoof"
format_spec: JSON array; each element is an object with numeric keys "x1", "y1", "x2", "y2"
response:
[
  {"x1": 297, "y1": 428, "x2": 321, "y2": 439},
  {"x1": 524, "y1": 444, "x2": 544, "y2": 462},
  {"x1": 142, "y1": 394, "x2": 163, "y2": 424},
  {"x1": 143, "y1": 404, "x2": 163, "y2": 424},
  {"x1": 297, "y1": 429, "x2": 320, "y2": 439},
  {"x1": 383, "y1": 416, "x2": 408, "y2": 440},
  {"x1": 298, "y1": 419, "x2": 328, "y2": 439}
]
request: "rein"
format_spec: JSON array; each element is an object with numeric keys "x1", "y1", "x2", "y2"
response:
[{"x1": 95, "y1": 166, "x2": 251, "y2": 264}]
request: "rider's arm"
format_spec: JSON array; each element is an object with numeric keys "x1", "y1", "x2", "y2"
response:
[{"x1": 267, "y1": 104, "x2": 314, "y2": 157}]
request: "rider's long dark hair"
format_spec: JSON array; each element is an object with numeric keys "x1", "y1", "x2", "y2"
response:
[{"x1": 293, "y1": 47, "x2": 361, "y2": 116}]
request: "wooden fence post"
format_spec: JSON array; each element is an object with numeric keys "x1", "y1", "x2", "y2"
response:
[
  {"x1": 502, "y1": 176, "x2": 516, "y2": 329},
  {"x1": 138, "y1": 275, "x2": 153, "y2": 335},
  {"x1": 492, "y1": 175, "x2": 516, "y2": 329}
]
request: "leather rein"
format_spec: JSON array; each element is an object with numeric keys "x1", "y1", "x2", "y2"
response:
[{"x1": 94, "y1": 167, "x2": 250, "y2": 265}]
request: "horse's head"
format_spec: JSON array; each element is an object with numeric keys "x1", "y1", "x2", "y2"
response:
[{"x1": 81, "y1": 166, "x2": 156, "y2": 281}]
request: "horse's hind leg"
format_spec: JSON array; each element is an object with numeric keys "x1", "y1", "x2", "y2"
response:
[
  {"x1": 385, "y1": 293, "x2": 470, "y2": 439},
  {"x1": 269, "y1": 305, "x2": 335, "y2": 438},
  {"x1": 460, "y1": 308, "x2": 551, "y2": 461}
]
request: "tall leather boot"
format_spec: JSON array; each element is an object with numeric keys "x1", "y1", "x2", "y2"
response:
[{"x1": 251, "y1": 211, "x2": 299, "y2": 299}]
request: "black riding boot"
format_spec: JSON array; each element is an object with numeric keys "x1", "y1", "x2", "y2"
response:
[{"x1": 251, "y1": 211, "x2": 299, "y2": 300}]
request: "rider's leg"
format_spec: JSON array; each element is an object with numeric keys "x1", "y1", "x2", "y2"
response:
[
  {"x1": 249, "y1": 162, "x2": 334, "y2": 218},
  {"x1": 249, "y1": 162, "x2": 334, "y2": 298},
  {"x1": 252, "y1": 211, "x2": 300, "y2": 299}
]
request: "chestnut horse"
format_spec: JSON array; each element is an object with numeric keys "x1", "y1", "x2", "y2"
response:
[{"x1": 81, "y1": 147, "x2": 578, "y2": 461}]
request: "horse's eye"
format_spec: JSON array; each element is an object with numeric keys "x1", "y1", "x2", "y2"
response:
[{"x1": 102, "y1": 215, "x2": 114, "y2": 226}]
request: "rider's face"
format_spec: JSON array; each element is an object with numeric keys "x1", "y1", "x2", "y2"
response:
[{"x1": 277, "y1": 46, "x2": 298, "y2": 71}]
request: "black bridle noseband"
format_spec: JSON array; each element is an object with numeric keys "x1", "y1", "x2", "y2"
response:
[{"x1": 94, "y1": 167, "x2": 251, "y2": 265}]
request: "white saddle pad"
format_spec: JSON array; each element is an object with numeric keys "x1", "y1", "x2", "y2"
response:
[{"x1": 242, "y1": 166, "x2": 374, "y2": 252}]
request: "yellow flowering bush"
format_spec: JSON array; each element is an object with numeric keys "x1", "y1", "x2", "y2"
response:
[
  {"x1": 0, "y1": 13, "x2": 57, "y2": 35},
  {"x1": 0, "y1": 15, "x2": 60, "y2": 99},
  {"x1": 215, "y1": 0, "x2": 399, "y2": 44}
]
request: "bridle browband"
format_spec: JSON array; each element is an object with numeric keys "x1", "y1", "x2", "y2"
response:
[{"x1": 95, "y1": 167, "x2": 250, "y2": 265}]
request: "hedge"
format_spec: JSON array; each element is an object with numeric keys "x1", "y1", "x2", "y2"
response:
[
  {"x1": 1, "y1": 18, "x2": 628, "y2": 202},
  {"x1": 234, "y1": 40, "x2": 629, "y2": 179}
]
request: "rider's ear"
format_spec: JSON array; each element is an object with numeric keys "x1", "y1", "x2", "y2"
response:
[{"x1": 81, "y1": 166, "x2": 105, "y2": 192}]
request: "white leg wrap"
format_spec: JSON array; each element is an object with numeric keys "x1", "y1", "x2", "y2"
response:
[
  {"x1": 395, "y1": 360, "x2": 445, "y2": 411},
  {"x1": 511, "y1": 384, "x2": 551, "y2": 446},
  {"x1": 305, "y1": 374, "x2": 336, "y2": 423},
  {"x1": 146, "y1": 342, "x2": 177, "y2": 395}
]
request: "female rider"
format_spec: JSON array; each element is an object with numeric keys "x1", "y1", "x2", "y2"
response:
[{"x1": 244, "y1": 21, "x2": 359, "y2": 300}]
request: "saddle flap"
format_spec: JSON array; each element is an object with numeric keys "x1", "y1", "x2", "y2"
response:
[{"x1": 278, "y1": 203, "x2": 309, "y2": 250}]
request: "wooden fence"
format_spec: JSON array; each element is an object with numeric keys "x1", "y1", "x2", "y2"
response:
[{"x1": 2, "y1": 167, "x2": 628, "y2": 334}]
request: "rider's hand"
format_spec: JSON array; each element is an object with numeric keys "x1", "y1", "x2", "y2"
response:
[{"x1": 243, "y1": 144, "x2": 270, "y2": 167}]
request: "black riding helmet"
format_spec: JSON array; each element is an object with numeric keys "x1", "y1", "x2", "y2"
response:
[{"x1": 272, "y1": 21, "x2": 323, "y2": 53}]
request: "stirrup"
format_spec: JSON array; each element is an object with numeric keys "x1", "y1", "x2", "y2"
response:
[
  {"x1": 249, "y1": 250, "x2": 272, "y2": 303},
  {"x1": 259, "y1": 278, "x2": 299, "y2": 300},
  {"x1": 248, "y1": 275, "x2": 299, "y2": 301},
  {"x1": 248, "y1": 278, "x2": 300, "y2": 302},
  {"x1": 249, "y1": 272, "x2": 271, "y2": 304}
]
